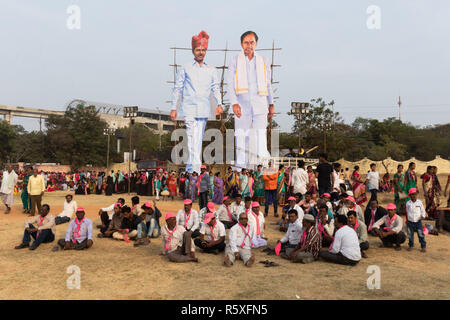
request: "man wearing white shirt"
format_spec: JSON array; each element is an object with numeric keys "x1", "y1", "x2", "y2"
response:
[
  {"x1": 176, "y1": 199, "x2": 200, "y2": 238},
  {"x1": 230, "y1": 194, "x2": 245, "y2": 221},
  {"x1": 55, "y1": 194, "x2": 77, "y2": 225},
  {"x1": 278, "y1": 209, "x2": 303, "y2": 255},
  {"x1": 405, "y1": 188, "x2": 427, "y2": 252},
  {"x1": 194, "y1": 213, "x2": 226, "y2": 253},
  {"x1": 224, "y1": 212, "x2": 255, "y2": 267},
  {"x1": 338, "y1": 196, "x2": 365, "y2": 222},
  {"x1": 198, "y1": 202, "x2": 219, "y2": 222},
  {"x1": 170, "y1": 30, "x2": 223, "y2": 174},
  {"x1": 0, "y1": 165, "x2": 18, "y2": 214},
  {"x1": 319, "y1": 215, "x2": 361, "y2": 265},
  {"x1": 331, "y1": 163, "x2": 342, "y2": 202},
  {"x1": 228, "y1": 31, "x2": 274, "y2": 170},
  {"x1": 366, "y1": 163, "x2": 380, "y2": 202},
  {"x1": 217, "y1": 196, "x2": 237, "y2": 229},
  {"x1": 291, "y1": 160, "x2": 308, "y2": 195},
  {"x1": 248, "y1": 202, "x2": 267, "y2": 248}
]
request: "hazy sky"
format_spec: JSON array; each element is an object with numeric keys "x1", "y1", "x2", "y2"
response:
[{"x1": 0, "y1": 0, "x2": 449, "y2": 132}]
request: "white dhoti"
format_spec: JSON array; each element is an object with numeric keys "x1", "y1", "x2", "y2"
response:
[
  {"x1": 0, "y1": 192, "x2": 14, "y2": 207},
  {"x1": 225, "y1": 244, "x2": 252, "y2": 264},
  {"x1": 235, "y1": 112, "x2": 271, "y2": 171},
  {"x1": 252, "y1": 237, "x2": 267, "y2": 248},
  {"x1": 185, "y1": 117, "x2": 207, "y2": 174}
]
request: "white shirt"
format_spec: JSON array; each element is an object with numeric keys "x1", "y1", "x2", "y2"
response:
[
  {"x1": 280, "y1": 218, "x2": 303, "y2": 245},
  {"x1": 286, "y1": 205, "x2": 304, "y2": 229},
  {"x1": 228, "y1": 223, "x2": 255, "y2": 252},
  {"x1": 247, "y1": 210, "x2": 265, "y2": 238},
  {"x1": 102, "y1": 203, "x2": 116, "y2": 220},
  {"x1": 198, "y1": 207, "x2": 219, "y2": 222},
  {"x1": 200, "y1": 220, "x2": 226, "y2": 242},
  {"x1": 0, "y1": 170, "x2": 18, "y2": 194},
  {"x1": 406, "y1": 199, "x2": 426, "y2": 223},
  {"x1": 176, "y1": 209, "x2": 200, "y2": 231},
  {"x1": 291, "y1": 168, "x2": 308, "y2": 194},
  {"x1": 366, "y1": 171, "x2": 379, "y2": 191},
  {"x1": 332, "y1": 171, "x2": 340, "y2": 192},
  {"x1": 58, "y1": 200, "x2": 77, "y2": 219},
  {"x1": 217, "y1": 204, "x2": 235, "y2": 222},
  {"x1": 161, "y1": 225, "x2": 194, "y2": 254},
  {"x1": 338, "y1": 204, "x2": 364, "y2": 222},
  {"x1": 230, "y1": 201, "x2": 245, "y2": 220},
  {"x1": 329, "y1": 225, "x2": 361, "y2": 261}
]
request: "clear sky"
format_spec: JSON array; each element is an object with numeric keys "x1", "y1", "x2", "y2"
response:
[{"x1": 0, "y1": 0, "x2": 449, "y2": 132}]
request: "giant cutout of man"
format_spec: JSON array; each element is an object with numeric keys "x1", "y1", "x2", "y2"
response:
[
  {"x1": 171, "y1": 30, "x2": 223, "y2": 174},
  {"x1": 227, "y1": 31, "x2": 275, "y2": 171}
]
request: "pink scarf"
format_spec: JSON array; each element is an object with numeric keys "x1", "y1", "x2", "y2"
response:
[
  {"x1": 225, "y1": 205, "x2": 233, "y2": 221},
  {"x1": 184, "y1": 210, "x2": 192, "y2": 229},
  {"x1": 72, "y1": 217, "x2": 84, "y2": 243},
  {"x1": 384, "y1": 214, "x2": 397, "y2": 231},
  {"x1": 368, "y1": 209, "x2": 376, "y2": 231},
  {"x1": 208, "y1": 221, "x2": 217, "y2": 242},
  {"x1": 165, "y1": 226, "x2": 176, "y2": 251},
  {"x1": 238, "y1": 223, "x2": 252, "y2": 248},
  {"x1": 36, "y1": 216, "x2": 45, "y2": 238},
  {"x1": 197, "y1": 172, "x2": 206, "y2": 195},
  {"x1": 352, "y1": 219, "x2": 359, "y2": 231},
  {"x1": 251, "y1": 211, "x2": 261, "y2": 236}
]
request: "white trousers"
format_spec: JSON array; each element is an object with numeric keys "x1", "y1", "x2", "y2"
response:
[
  {"x1": 252, "y1": 237, "x2": 267, "y2": 248},
  {"x1": 185, "y1": 118, "x2": 207, "y2": 174},
  {"x1": 234, "y1": 113, "x2": 270, "y2": 171},
  {"x1": 225, "y1": 244, "x2": 252, "y2": 264}
]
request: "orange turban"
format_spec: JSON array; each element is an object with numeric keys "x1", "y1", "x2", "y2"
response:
[{"x1": 192, "y1": 30, "x2": 209, "y2": 49}]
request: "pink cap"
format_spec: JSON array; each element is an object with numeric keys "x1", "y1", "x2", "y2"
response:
[
  {"x1": 251, "y1": 201, "x2": 260, "y2": 208},
  {"x1": 184, "y1": 199, "x2": 192, "y2": 205},
  {"x1": 143, "y1": 201, "x2": 153, "y2": 209},
  {"x1": 223, "y1": 196, "x2": 229, "y2": 203},
  {"x1": 203, "y1": 212, "x2": 215, "y2": 224},
  {"x1": 345, "y1": 196, "x2": 355, "y2": 202},
  {"x1": 287, "y1": 196, "x2": 296, "y2": 201},
  {"x1": 114, "y1": 202, "x2": 123, "y2": 208},
  {"x1": 386, "y1": 203, "x2": 396, "y2": 210},
  {"x1": 322, "y1": 193, "x2": 331, "y2": 198},
  {"x1": 207, "y1": 202, "x2": 216, "y2": 212},
  {"x1": 200, "y1": 165, "x2": 206, "y2": 169},
  {"x1": 408, "y1": 188, "x2": 418, "y2": 195},
  {"x1": 76, "y1": 207, "x2": 85, "y2": 212},
  {"x1": 165, "y1": 212, "x2": 177, "y2": 220}
]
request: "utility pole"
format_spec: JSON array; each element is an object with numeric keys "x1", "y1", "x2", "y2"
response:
[
  {"x1": 318, "y1": 122, "x2": 332, "y2": 153},
  {"x1": 290, "y1": 102, "x2": 310, "y2": 155},
  {"x1": 398, "y1": 96, "x2": 402, "y2": 121},
  {"x1": 124, "y1": 106, "x2": 138, "y2": 195},
  {"x1": 156, "y1": 107, "x2": 162, "y2": 151}
]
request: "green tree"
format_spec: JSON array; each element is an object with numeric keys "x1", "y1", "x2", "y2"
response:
[{"x1": 0, "y1": 120, "x2": 17, "y2": 163}]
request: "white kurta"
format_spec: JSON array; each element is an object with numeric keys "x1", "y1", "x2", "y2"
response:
[{"x1": 0, "y1": 170, "x2": 18, "y2": 206}]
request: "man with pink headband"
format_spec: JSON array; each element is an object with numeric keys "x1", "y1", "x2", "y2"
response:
[
  {"x1": 52, "y1": 207, "x2": 93, "y2": 251},
  {"x1": 176, "y1": 199, "x2": 200, "y2": 238},
  {"x1": 248, "y1": 202, "x2": 267, "y2": 248},
  {"x1": 217, "y1": 196, "x2": 237, "y2": 229},
  {"x1": 372, "y1": 203, "x2": 406, "y2": 250},
  {"x1": 405, "y1": 188, "x2": 427, "y2": 252},
  {"x1": 161, "y1": 212, "x2": 198, "y2": 263},
  {"x1": 97, "y1": 202, "x2": 124, "y2": 238},
  {"x1": 194, "y1": 212, "x2": 226, "y2": 253},
  {"x1": 170, "y1": 30, "x2": 222, "y2": 174}
]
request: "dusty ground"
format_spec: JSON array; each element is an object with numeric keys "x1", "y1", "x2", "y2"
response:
[{"x1": 0, "y1": 189, "x2": 449, "y2": 300}]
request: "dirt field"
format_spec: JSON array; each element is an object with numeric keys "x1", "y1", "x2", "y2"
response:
[{"x1": 0, "y1": 189, "x2": 449, "y2": 300}]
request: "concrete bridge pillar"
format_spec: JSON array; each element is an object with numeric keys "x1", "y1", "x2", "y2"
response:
[{"x1": 4, "y1": 112, "x2": 12, "y2": 124}]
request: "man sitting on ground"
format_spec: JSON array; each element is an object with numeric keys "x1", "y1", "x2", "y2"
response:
[
  {"x1": 194, "y1": 213, "x2": 226, "y2": 254},
  {"x1": 282, "y1": 214, "x2": 321, "y2": 263},
  {"x1": 338, "y1": 196, "x2": 364, "y2": 222},
  {"x1": 317, "y1": 205, "x2": 335, "y2": 247},
  {"x1": 198, "y1": 202, "x2": 218, "y2": 222},
  {"x1": 224, "y1": 212, "x2": 255, "y2": 267},
  {"x1": 230, "y1": 194, "x2": 245, "y2": 220},
  {"x1": 113, "y1": 205, "x2": 141, "y2": 242},
  {"x1": 176, "y1": 199, "x2": 200, "y2": 238},
  {"x1": 161, "y1": 212, "x2": 198, "y2": 263},
  {"x1": 372, "y1": 203, "x2": 407, "y2": 250},
  {"x1": 98, "y1": 203, "x2": 123, "y2": 238},
  {"x1": 277, "y1": 209, "x2": 302, "y2": 254},
  {"x1": 15, "y1": 204, "x2": 55, "y2": 250},
  {"x1": 131, "y1": 196, "x2": 142, "y2": 216},
  {"x1": 217, "y1": 196, "x2": 237, "y2": 229},
  {"x1": 98, "y1": 198, "x2": 125, "y2": 230},
  {"x1": 280, "y1": 196, "x2": 304, "y2": 232},
  {"x1": 347, "y1": 210, "x2": 369, "y2": 258},
  {"x1": 364, "y1": 199, "x2": 387, "y2": 236},
  {"x1": 298, "y1": 191, "x2": 316, "y2": 215},
  {"x1": 319, "y1": 214, "x2": 361, "y2": 266},
  {"x1": 52, "y1": 207, "x2": 93, "y2": 251},
  {"x1": 55, "y1": 194, "x2": 77, "y2": 225},
  {"x1": 248, "y1": 202, "x2": 267, "y2": 248}
]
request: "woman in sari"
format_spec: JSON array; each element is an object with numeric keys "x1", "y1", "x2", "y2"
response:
[
  {"x1": 393, "y1": 164, "x2": 407, "y2": 214},
  {"x1": 179, "y1": 173, "x2": 186, "y2": 199},
  {"x1": 306, "y1": 165, "x2": 317, "y2": 198},
  {"x1": 189, "y1": 172, "x2": 198, "y2": 202},
  {"x1": 404, "y1": 162, "x2": 417, "y2": 197},
  {"x1": 248, "y1": 170, "x2": 254, "y2": 198},
  {"x1": 167, "y1": 172, "x2": 178, "y2": 200},
  {"x1": 421, "y1": 166, "x2": 441, "y2": 219},
  {"x1": 276, "y1": 165, "x2": 287, "y2": 206},
  {"x1": 239, "y1": 168, "x2": 250, "y2": 198},
  {"x1": 212, "y1": 172, "x2": 224, "y2": 204},
  {"x1": 209, "y1": 171, "x2": 214, "y2": 200},
  {"x1": 351, "y1": 166, "x2": 367, "y2": 205},
  {"x1": 225, "y1": 168, "x2": 239, "y2": 198},
  {"x1": 253, "y1": 165, "x2": 265, "y2": 205}
]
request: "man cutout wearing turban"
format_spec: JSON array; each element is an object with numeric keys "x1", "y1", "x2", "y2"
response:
[{"x1": 171, "y1": 30, "x2": 223, "y2": 174}]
